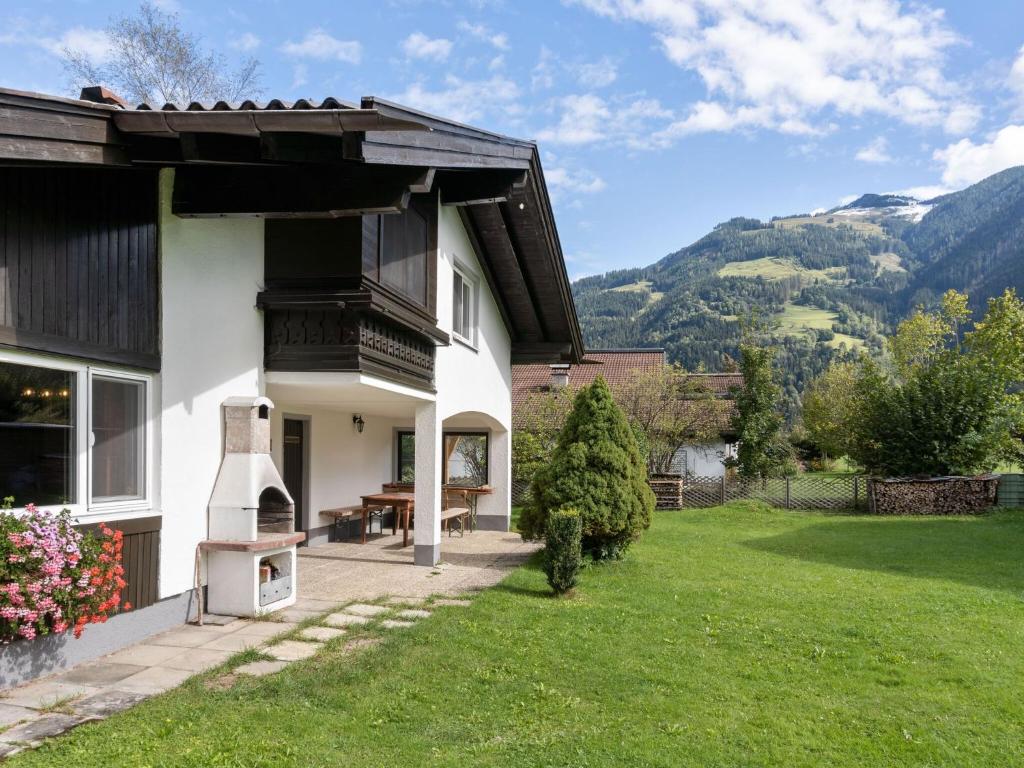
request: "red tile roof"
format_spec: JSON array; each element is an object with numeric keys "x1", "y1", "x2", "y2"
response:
[
  {"x1": 512, "y1": 349, "x2": 666, "y2": 412},
  {"x1": 512, "y1": 352, "x2": 743, "y2": 435}
]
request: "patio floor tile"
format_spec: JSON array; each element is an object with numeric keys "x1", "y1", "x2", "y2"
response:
[
  {"x1": 58, "y1": 662, "x2": 147, "y2": 687},
  {"x1": 1, "y1": 681, "x2": 100, "y2": 710},
  {"x1": 299, "y1": 626, "x2": 346, "y2": 642},
  {"x1": 344, "y1": 603, "x2": 390, "y2": 617},
  {"x1": 114, "y1": 667, "x2": 193, "y2": 696},
  {"x1": 0, "y1": 713, "x2": 87, "y2": 745},
  {"x1": 266, "y1": 641, "x2": 320, "y2": 662},
  {"x1": 161, "y1": 648, "x2": 235, "y2": 672},
  {"x1": 235, "y1": 660, "x2": 289, "y2": 677},
  {"x1": 70, "y1": 690, "x2": 150, "y2": 719},
  {"x1": 324, "y1": 612, "x2": 370, "y2": 627},
  {"x1": 278, "y1": 608, "x2": 323, "y2": 622}
]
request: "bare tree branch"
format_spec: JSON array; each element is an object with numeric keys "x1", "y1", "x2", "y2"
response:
[{"x1": 63, "y1": 2, "x2": 262, "y2": 105}]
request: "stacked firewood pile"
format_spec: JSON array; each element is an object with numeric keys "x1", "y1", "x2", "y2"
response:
[
  {"x1": 648, "y1": 476, "x2": 684, "y2": 510},
  {"x1": 869, "y1": 475, "x2": 1000, "y2": 515}
]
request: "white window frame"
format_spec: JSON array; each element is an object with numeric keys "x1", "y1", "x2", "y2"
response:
[
  {"x1": 87, "y1": 367, "x2": 153, "y2": 514},
  {"x1": 0, "y1": 348, "x2": 154, "y2": 521},
  {"x1": 451, "y1": 260, "x2": 478, "y2": 348}
]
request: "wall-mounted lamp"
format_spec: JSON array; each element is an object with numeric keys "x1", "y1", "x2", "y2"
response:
[{"x1": 352, "y1": 414, "x2": 365, "y2": 434}]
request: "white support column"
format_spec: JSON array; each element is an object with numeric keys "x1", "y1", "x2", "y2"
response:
[
  {"x1": 413, "y1": 402, "x2": 442, "y2": 566},
  {"x1": 477, "y1": 428, "x2": 511, "y2": 531}
]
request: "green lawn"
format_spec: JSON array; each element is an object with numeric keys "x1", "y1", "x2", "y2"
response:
[{"x1": 11, "y1": 504, "x2": 1024, "y2": 767}]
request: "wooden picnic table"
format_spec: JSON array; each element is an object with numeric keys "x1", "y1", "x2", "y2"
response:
[
  {"x1": 381, "y1": 483, "x2": 493, "y2": 532},
  {"x1": 361, "y1": 491, "x2": 416, "y2": 547}
]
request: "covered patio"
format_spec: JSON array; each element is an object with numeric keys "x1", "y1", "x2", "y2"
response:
[{"x1": 294, "y1": 528, "x2": 539, "y2": 607}]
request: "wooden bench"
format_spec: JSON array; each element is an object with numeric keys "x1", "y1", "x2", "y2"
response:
[
  {"x1": 440, "y1": 506, "x2": 469, "y2": 537},
  {"x1": 319, "y1": 504, "x2": 384, "y2": 544}
]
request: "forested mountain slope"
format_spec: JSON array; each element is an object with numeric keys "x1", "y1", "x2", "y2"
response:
[{"x1": 572, "y1": 166, "x2": 1024, "y2": 416}]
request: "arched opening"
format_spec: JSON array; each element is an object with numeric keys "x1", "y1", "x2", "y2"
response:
[{"x1": 257, "y1": 485, "x2": 294, "y2": 534}]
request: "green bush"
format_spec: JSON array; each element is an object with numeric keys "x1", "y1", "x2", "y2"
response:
[
  {"x1": 521, "y1": 376, "x2": 654, "y2": 559},
  {"x1": 544, "y1": 508, "x2": 582, "y2": 595}
]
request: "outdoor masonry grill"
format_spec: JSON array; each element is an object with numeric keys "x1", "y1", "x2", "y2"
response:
[{"x1": 201, "y1": 396, "x2": 305, "y2": 617}]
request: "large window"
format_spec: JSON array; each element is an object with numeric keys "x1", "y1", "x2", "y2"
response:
[
  {"x1": 0, "y1": 362, "x2": 76, "y2": 506},
  {"x1": 0, "y1": 355, "x2": 150, "y2": 513},
  {"x1": 452, "y1": 267, "x2": 476, "y2": 345},
  {"x1": 91, "y1": 375, "x2": 146, "y2": 502},
  {"x1": 395, "y1": 431, "x2": 489, "y2": 487}
]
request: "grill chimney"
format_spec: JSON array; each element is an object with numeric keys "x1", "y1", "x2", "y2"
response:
[{"x1": 550, "y1": 364, "x2": 570, "y2": 389}]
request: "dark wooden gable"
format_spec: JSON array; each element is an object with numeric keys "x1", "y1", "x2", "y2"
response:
[{"x1": 0, "y1": 167, "x2": 160, "y2": 370}]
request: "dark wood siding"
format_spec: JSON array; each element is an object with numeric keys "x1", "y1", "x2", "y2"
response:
[
  {"x1": 78, "y1": 516, "x2": 161, "y2": 612},
  {"x1": 265, "y1": 218, "x2": 363, "y2": 289},
  {"x1": 0, "y1": 167, "x2": 160, "y2": 369}
]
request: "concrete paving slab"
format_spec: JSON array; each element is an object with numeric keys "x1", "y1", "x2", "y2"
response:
[
  {"x1": 1, "y1": 680, "x2": 100, "y2": 710},
  {"x1": 385, "y1": 596, "x2": 426, "y2": 606},
  {"x1": 71, "y1": 690, "x2": 150, "y2": 719},
  {"x1": 147, "y1": 626, "x2": 226, "y2": 649},
  {"x1": 0, "y1": 703, "x2": 35, "y2": 728},
  {"x1": 234, "y1": 660, "x2": 289, "y2": 677},
  {"x1": 380, "y1": 620, "x2": 415, "y2": 629},
  {"x1": 161, "y1": 648, "x2": 235, "y2": 673},
  {"x1": 291, "y1": 598, "x2": 339, "y2": 612},
  {"x1": 277, "y1": 608, "x2": 322, "y2": 623},
  {"x1": 0, "y1": 743, "x2": 23, "y2": 758},
  {"x1": 114, "y1": 667, "x2": 193, "y2": 696},
  {"x1": 324, "y1": 612, "x2": 370, "y2": 627},
  {"x1": 0, "y1": 713, "x2": 87, "y2": 745},
  {"x1": 343, "y1": 603, "x2": 390, "y2": 617},
  {"x1": 103, "y1": 643, "x2": 187, "y2": 667},
  {"x1": 299, "y1": 626, "x2": 346, "y2": 642},
  {"x1": 233, "y1": 621, "x2": 299, "y2": 638},
  {"x1": 396, "y1": 609, "x2": 431, "y2": 620},
  {"x1": 433, "y1": 598, "x2": 473, "y2": 607},
  {"x1": 199, "y1": 633, "x2": 265, "y2": 652},
  {"x1": 266, "y1": 640, "x2": 320, "y2": 662},
  {"x1": 59, "y1": 662, "x2": 147, "y2": 687}
]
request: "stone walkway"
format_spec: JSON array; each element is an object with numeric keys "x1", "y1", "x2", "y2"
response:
[{"x1": 0, "y1": 529, "x2": 538, "y2": 761}]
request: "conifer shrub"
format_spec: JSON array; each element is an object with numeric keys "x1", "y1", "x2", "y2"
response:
[
  {"x1": 521, "y1": 376, "x2": 655, "y2": 559},
  {"x1": 544, "y1": 508, "x2": 582, "y2": 595}
]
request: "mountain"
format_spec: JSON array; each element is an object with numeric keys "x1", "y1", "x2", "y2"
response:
[{"x1": 572, "y1": 166, "x2": 1024, "y2": 417}]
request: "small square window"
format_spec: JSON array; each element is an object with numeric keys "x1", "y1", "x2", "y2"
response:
[{"x1": 91, "y1": 376, "x2": 146, "y2": 503}]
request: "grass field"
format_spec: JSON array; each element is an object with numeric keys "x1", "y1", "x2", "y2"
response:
[
  {"x1": 776, "y1": 302, "x2": 837, "y2": 330},
  {"x1": 608, "y1": 280, "x2": 665, "y2": 302},
  {"x1": 11, "y1": 504, "x2": 1024, "y2": 767},
  {"x1": 717, "y1": 256, "x2": 845, "y2": 283},
  {"x1": 772, "y1": 215, "x2": 885, "y2": 236}
]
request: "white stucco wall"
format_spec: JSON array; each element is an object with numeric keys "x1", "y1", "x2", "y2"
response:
[
  {"x1": 158, "y1": 169, "x2": 265, "y2": 598},
  {"x1": 671, "y1": 441, "x2": 735, "y2": 478},
  {"x1": 433, "y1": 203, "x2": 513, "y2": 521}
]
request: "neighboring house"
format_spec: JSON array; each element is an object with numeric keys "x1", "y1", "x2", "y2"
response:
[
  {"x1": 511, "y1": 352, "x2": 741, "y2": 477},
  {"x1": 0, "y1": 86, "x2": 583, "y2": 685},
  {"x1": 668, "y1": 373, "x2": 742, "y2": 477}
]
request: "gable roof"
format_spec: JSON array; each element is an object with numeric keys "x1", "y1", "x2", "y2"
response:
[{"x1": 0, "y1": 87, "x2": 584, "y2": 364}]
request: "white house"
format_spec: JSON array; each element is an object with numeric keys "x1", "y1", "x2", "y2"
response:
[{"x1": 0, "y1": 87, "x2": 583, "y2": 686}]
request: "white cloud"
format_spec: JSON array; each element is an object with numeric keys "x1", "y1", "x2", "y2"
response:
[
  {"x1": 489, "y1": 54, "x2": 505, "y2": 71},
  {"x1": 568, "y1": 0, "x2": 977, "y2": 138},
  {"x1": 571, "y1": 56, "x2": 618, "y2": 88},
  {"x1": 888, "y1": 184, "x2": 952, "y2": 200},
  {"x1": 41, "y1": 27, "x2": 113, "y2": 64},
  {"x1": 456, "y1": 20, "x2": 509, "y2": 50},
  {"x1": 545, "y1": 165, "x2": 607, "y2": 194},
  {"x1": 856, "y1": 136, "x2": 893, "y2": 164},
  {"x1": 230, "y1": 32, "x2": 261, "y2": 52},
  {"x1": 389, "y1": 74, "x2": 521, "y2": 124},
  {"x1": 532, "y1": 47, "x2": 557, "y2": 90},
  {"x1": 401, "y1": 32, "x2": 453, "y2": 61},
  {"x1": 1010, "y1": 45, "x2": 1024, "y2": 100},
  {"x1": 281, "y1": 29, "x2": 362, "y2": 63},
  {"x1": 291, "y1": 64, "x2": 309, "y2": 90},
  {"x1": 538, "y1": 93, "x2": 672, "y2": 147},
  {"x1": 934, "y1": 125, "x2": 1024, "y2": 188}
]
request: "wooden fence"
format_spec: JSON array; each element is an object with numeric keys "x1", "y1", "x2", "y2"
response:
[
  {"x1": 997, "y1": 474, "x2": 1024, "y2": 507},
  {"x1": 661, "y1": 475, "x2": 866, "y2": 510}
]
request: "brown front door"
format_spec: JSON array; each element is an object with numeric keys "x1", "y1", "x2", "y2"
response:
[{"x1": 283, "y1": 418, "x2": 307, "y2": 540}]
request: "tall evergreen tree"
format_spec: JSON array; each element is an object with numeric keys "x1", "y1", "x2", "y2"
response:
[
  {"x1": 732, "y1": 343, "x2": 792, "y2": 478},
  {"x1": 521, "y1": 376, "x2": 654, "y2": 560}
]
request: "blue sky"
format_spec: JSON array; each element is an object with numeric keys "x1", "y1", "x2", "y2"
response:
[{"x1": 2, "y1": 0, "x2": 1024, "y2": 279}]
